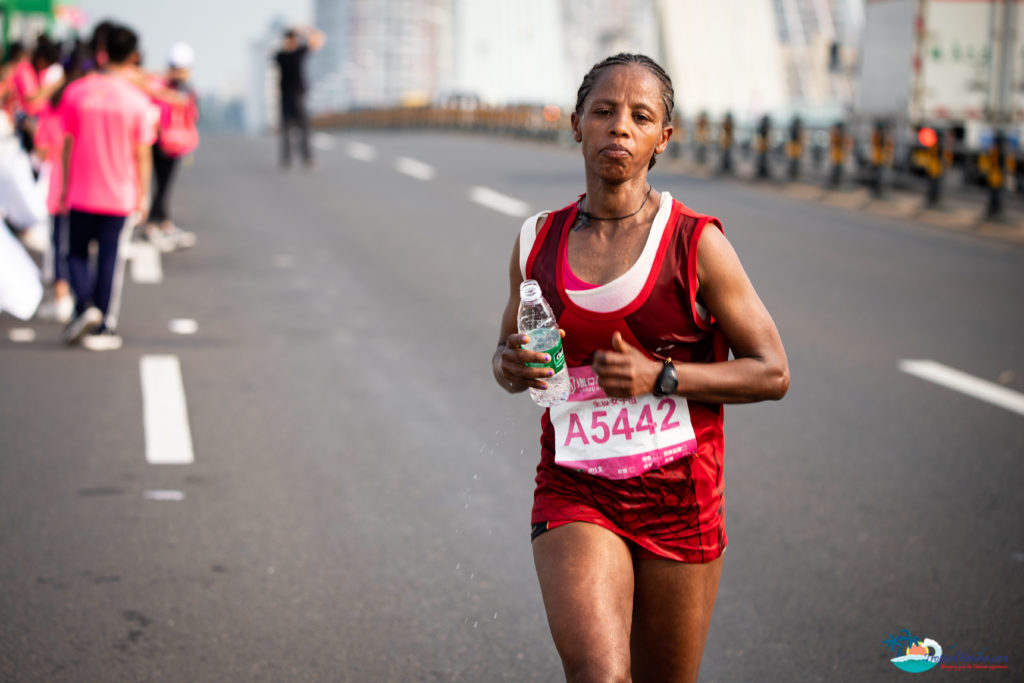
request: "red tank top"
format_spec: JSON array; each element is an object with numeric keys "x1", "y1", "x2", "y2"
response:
[{"x1": 525, "y1": 197, "x2": 729, "y2": 469}]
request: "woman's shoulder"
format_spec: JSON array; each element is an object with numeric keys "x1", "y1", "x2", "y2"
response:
[
  {"x1": 664, "y1": 194, "x2": 723, "y2": 235},
  {"x1": 522, "y1": 198, "x2": 578, "y2": 236}
]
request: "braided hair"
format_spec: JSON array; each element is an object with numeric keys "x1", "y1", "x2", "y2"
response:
[{"x1": 574, "y1": 53, "x2": 674, "y2": 170}]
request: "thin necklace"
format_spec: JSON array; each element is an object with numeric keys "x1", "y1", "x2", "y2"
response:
[{"x1": 573, "y1": 185, "x2": 652, "y2": 231}]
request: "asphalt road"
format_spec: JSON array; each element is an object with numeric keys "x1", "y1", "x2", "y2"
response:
[{"x1": 1, "y1": 131, "x2": 1022, "y2": 682}]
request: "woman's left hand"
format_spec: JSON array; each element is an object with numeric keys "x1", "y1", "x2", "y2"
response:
[{"x1": 593, "y1": 332, "x2": 661, "y2": 398}]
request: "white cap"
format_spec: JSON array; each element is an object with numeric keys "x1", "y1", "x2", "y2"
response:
[{"x1": 168, "y1": 42, "x2": 194, "y2": 69}]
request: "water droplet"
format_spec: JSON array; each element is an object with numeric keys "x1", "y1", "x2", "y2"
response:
[
  {"x1": 493, "y1": 612, "x2": 499, "y2": 620},
  {"x1": 472, "y1": 474, "x2": 479, "y2": 480},
  {"x1": 455, "y1": 563, "x2": 461, "y2": 570},
  {"x1": 473, "y1": 621, "x2": 478, "y2": 629},
  {"x1": 469, "y1": 573, "x2": 475, "y2": 580}
]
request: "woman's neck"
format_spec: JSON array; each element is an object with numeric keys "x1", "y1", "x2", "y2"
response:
[{"x1": 582, "y1": 176, "x2": 652, "y2": 217}]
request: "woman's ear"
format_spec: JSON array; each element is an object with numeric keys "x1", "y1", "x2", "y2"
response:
[
  {"x1": 570, "y1": 112, "x2": 583, "y2": 143},
  {"x1": 655, "y1": 125, "x2": 674, "y2": 154}
]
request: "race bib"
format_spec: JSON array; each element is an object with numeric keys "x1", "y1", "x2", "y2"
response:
[{"x1": 549, "y1": 366, "x2": 698, "y2": 479}]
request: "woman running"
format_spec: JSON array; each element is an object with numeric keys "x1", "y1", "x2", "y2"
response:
[{"x1": 492, "y1": 54, "x2": 789, "y2": 683}]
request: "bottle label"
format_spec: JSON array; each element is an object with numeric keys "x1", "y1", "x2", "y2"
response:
[{"x1": 525, "y1": 338, "x2": 566, "y2": 374}]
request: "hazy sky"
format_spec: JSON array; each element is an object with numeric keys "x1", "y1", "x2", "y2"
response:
[{"x1": 76, "y1": 0, "x2": 311, "y2": 96}]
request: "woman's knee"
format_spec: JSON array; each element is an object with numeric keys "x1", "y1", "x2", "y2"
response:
[{"x1": 563, "y1": 655, "x2": 631, "y2": 683}]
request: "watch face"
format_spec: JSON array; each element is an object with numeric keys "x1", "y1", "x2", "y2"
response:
[{"x1": 657, "y1": 362, "x2": 677, "y2": 395}]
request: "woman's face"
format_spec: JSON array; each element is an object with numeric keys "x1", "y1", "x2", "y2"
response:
[{"x1": 571, "y1": 64, "x2": 673, "y2": 183}]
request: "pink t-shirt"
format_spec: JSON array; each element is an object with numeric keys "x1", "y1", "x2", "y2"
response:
[
  {"x1": 33, "y1": 105, "x2": 65, "y2": 215},
  {"x1": 60, "y1": 73, "x2": 157, "y2": 215},
  {"x1": 12, "y1": 59, "x2": 41, "y2": 115}
]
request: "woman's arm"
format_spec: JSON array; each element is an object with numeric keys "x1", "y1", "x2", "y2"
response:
[{"x1": 593, "y1": 226, "x2": 789, "y2": 404}]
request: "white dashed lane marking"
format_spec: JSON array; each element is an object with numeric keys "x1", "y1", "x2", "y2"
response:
[
  {"x1": 8, "y1": 328, "x2": 35, "y2": 343},
  {"x1": 346, "y1": 142, "x2": 376, "y2": 161},
  {"x1": 311, "y1": 132, "x2": 335, "y2": 151},
  {"x1": 900, "y1": 359, "x2": 1024, "y2": 417},
  {"x1": 143, "y1": 490, "x2": 185, "y2": 501},
  {"x1": 168, "y1": 318, "x2": 198, "y2": 335},
  {"x1": 395, "y1": 156, "x2": 437, "y2": 181},
  {"x1": 140, "y1": 355, "x2": 195, "y2": 464},
  {"x1": 126, "y1": 242, "x2": 163, "y2": 283},
  {"x1": 469, "y1": 186, "x2": 531, "y2": 218}
]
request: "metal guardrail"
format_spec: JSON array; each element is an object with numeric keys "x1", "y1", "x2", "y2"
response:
[{"x1": 313, "y1": 104, "x2": 571, "y2": 141}]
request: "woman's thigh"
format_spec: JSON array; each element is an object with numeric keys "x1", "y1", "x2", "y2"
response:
[
  {"x1": 532, "y1": 522, "x2": 635, "y2": 682},
  {"x1": 630, "y1": 555, "x2": 723, "y2": 683}
]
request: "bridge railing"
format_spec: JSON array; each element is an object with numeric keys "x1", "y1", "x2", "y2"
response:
[{"x1": 312, "y1": 104, "x2": 572, "y2": 141}]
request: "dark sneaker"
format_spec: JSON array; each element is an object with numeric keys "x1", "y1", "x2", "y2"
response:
[{"x1": 62, "y1": 307, "x2": 103, "y2": 346}]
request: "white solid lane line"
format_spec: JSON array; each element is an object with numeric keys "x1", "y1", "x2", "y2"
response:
[
  {"x1": 395, "y1": 156, "x2": 437, "y2": 181},
  {"x1": 346, "y1": 142, "x2": 376, "y2": 161},
  {"x1": 140, "y1": 355, "x2": 195, "y2": 464},
  {"x1": 900, "y1": 359, "x2": 1024, "y2": 417},
  {"x1": 127, "y1": 241, "x2": 163, "y2": 284},
  {"x1": 469, "y1": 186, "x2": 530, "y2": 218}
]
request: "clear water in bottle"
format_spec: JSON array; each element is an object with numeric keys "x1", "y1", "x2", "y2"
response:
[{"x1": 518, "y1": 280, "x2": 570, "y2": 407}]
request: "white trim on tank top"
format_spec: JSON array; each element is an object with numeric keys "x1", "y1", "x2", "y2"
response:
[{"x1": 519, "y1": 191, "x2": 674, "y2": 314}]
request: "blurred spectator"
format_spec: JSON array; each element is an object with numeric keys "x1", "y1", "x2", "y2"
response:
[
  {"x1": 274, "y1": 25, "x2": 324, "y2": 170},
  {"x1": 0, "y1": 109, "x2": 47, "y2": 235},
  {"x1": 58, "y1": 24, "x2": 155, "y2": 350},
  {"x1": 0, "y1": 109, "x2": 46, "y2": 321},
  {"x1": 144, "y1": 42, "x2": 198, "y2": 252}
]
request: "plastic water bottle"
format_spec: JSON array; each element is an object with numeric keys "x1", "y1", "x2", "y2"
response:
[{"x1": 518, "y1": 279, "x2": 569, "y2": 407}]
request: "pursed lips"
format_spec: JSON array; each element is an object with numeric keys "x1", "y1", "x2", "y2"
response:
[{"x1": 600, "y1": 144, "x2": 630, "y2": 158}]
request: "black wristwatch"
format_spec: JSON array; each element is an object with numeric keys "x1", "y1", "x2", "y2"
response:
[{"x1": 653, "y1": 358, "x2": 678, "y2": 397}]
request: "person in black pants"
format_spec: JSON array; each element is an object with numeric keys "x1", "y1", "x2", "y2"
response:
[
  {"x1": 146, "y1": 42, "x2": 198, "y2": 251},
  {"x1": 274, "y1": 26, "x2": 324, "y2": 170}
]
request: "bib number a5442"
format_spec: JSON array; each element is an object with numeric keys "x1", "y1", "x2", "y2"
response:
[{"x1": 549, "y1": 366, "x2": 697, "y2": 479}]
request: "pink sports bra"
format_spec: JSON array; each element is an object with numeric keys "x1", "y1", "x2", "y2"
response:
[{"x1": 561, "y1": 247, "x2": 599, "y2": 291}]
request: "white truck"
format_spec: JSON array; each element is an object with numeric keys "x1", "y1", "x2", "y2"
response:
[{"x1": 856, "y1": 0, "x2": 1024, "y2": 161}]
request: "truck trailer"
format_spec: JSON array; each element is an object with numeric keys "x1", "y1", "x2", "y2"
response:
[{"x1": 856, "y1": 0, "x2": 1023, "y2": 171}]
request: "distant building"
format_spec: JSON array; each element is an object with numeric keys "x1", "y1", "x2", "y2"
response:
[
  {"x1": 772, "y1": 0, "x2": 865, "y2": 118},
  {"x1": 656, "y1": 0, "x2": 789, "y2": 122},
  {"x1": 250, "y1": 0, "x2": 862, "y2": 127},
  {"x1": 307, "y1": 0, "x2": 659, "y2": 110},
  {"x1": 448, "y1": 0, "x2": 565, "y2": 106},
  {"x1": 560, "y1": 0, "x2": 661, "y2": 93},
  {"x1": 310, "y1": 0, "x2": 453, "y2": 111}
]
